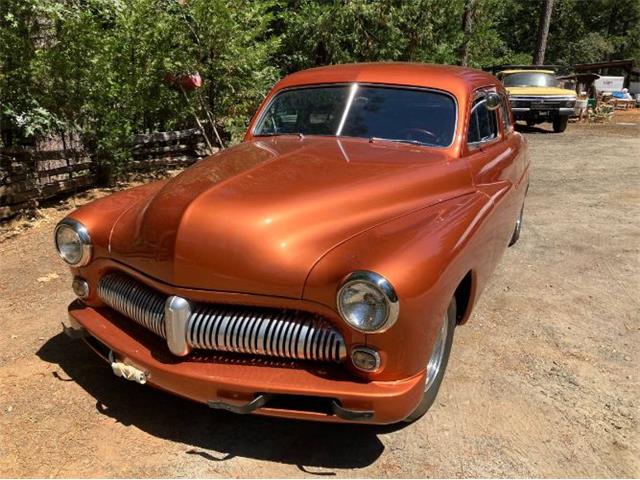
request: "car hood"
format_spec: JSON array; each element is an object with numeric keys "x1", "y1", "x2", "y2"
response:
[
  {"x1": 108, "y1": 136, "x2": 472, "y2": 298},
  {"x1": 507, "y1": 86, "x2": 576, "y2": 97}
]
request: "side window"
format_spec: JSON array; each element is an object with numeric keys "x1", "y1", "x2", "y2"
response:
[
  {"x1": 468, "y1": 97, "x2": 498, "y2": 144},
  {"x1": 500, "y1": 96, "x2": 511, "y2": 133}
]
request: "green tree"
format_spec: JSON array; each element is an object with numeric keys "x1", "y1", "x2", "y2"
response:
[
  {"x1": 1, "y1": 0, "x2": 639, "y2": 171},
  {"x1": 1, "y1": 0, "x2": 279, "y2": 169}
]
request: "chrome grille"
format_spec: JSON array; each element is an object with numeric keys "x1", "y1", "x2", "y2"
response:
[
  {"x1": 98, "y1": 273, "x2": 166, "y2": 338},
  {"x1": 96, "y1": 272, "x2": 346, "y2": 363},
  {"x1": 187, "y1": 304, "x2": 346, "y2": 362}
]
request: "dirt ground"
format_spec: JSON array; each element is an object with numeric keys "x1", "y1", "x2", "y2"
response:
[{"x1": 1, "y1": 113, "x2": 638, "y2": 478}]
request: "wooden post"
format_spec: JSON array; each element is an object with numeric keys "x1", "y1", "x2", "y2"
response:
[
  {"x1": 179, "y1": 85, "x2": 215, "y2": 155},
  {"x1": 196, "y1": 92, "x2": 225, "y2": 149}
]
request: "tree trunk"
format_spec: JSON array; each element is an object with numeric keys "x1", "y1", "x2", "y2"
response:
[
  {"x1": 533, "y1": 0, "x2": 554, "y2": 65},
  {"x1": 458, "y1": 0, "x2": 474, "y2": 67},
  {"x1": 606, "y1": 2, "x2": 620, "y2": 60}
]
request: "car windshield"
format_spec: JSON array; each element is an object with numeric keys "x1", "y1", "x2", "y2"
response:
[
  {"x1": 502, "y1": 72, "x2": 558, "y2": 88},
  {"x1": 254, "y1": 84, "x2": 457, "y2": 147}
]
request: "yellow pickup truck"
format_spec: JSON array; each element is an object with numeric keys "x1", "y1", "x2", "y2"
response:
[{"x1": 497, "y1": 69, "x2": 577, "y2": 133}]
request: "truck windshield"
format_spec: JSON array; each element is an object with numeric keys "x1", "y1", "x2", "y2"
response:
[
  {"x1": 254, "y1": 84, "x2": 456, "y2": 147},
  {"x1": 503, "y1": 72, "x2": 558, "y2": 88}
]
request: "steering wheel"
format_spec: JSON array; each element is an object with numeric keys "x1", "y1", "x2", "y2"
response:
[{"x1": 403, "y1": 128, "x2": 438, "y2": 144}]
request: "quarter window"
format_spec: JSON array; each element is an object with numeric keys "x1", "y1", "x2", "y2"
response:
[
  {"x1": 500, "y1": 97, "x2": 511, "y2": 133},
  {"x1": 468, "y1": 97, "x2": 498, "y2": 144}
]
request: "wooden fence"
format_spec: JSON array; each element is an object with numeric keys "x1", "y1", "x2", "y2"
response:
[
  {"x1": 0, "y1": 148, "x2": 94, "y2": 220},
  {"x1": 0, "y1": 128, "x2": 212, "y2": 221},
  {"x1": 131, "y1": 128, "x2": 211, "y2": 170}
]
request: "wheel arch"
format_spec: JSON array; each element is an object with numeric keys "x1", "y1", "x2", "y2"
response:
[{"x1": 453, "y1": 269, "x2": 477, "y2": 325}]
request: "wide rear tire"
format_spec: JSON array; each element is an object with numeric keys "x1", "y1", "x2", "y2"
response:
[{"x1": 404, "y1": 298, "x2": 456, "y2": 423}]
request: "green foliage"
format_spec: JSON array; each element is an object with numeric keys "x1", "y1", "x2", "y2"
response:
[
  {"x1": 0, "y1": 0, "x2": 279, "y2": 168},
  {"x1": 1, "y1": 0, "x2": 638, "y2": 169},
  {"x1": 492, "y1": 0, "x2": 640, "y2": 66},
  {"x1": 275, "y1": 0, "x2": 463, "y2": 70}
]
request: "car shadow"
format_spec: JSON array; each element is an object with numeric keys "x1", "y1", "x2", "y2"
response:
[
  {"x1": 514, "y1": 123, "x2": 558, "y2": 134},
  {"x1": 37, "y1": 333, "x2": 401, "y2": 472}
]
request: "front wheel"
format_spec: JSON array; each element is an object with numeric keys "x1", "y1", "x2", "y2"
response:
[
  {"x1": 404, "y1": 298, "x2": 456, "y2": 423},
  {"x1": 553, "y1": 115, "x2": 569, "y2": 133}
]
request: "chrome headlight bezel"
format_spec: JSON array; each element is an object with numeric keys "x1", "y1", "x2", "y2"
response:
[
  {"x1": 54, "y1": 218, "x2": 92, "y2": 267},
  {"x1": 336, "y1": 271, "x2": 399, "y2": 333}
]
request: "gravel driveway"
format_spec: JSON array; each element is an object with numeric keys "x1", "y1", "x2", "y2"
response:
[{"x1": 1, "y1": 116, "x2": 638, "y2": 477}]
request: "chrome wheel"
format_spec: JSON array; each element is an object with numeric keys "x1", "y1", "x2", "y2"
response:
[
  {"x1": 404, "y1": 299, "x2": 456, "y2": 423},
  {"x1": 509, "y1": 203, "x2": 524, "y2": 246},
  {"x1": 425, "y1": 313, "x2": 448, "y2": 392}
]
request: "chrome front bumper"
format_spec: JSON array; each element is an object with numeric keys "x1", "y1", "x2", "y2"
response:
[
  {"x1": 66, "y1": 301, "x2": 426, "y2": 424},
  {"x1": 511, "y1": 107, "x2": 575, "y2": 114}
]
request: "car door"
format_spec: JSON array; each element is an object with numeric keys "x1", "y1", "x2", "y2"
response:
[{"x1": 464, "y1": 88, "x2": 523, "y2": 265}]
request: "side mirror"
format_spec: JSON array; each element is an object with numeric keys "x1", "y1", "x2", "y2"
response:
[{"x1": 486, "y1": 92, "x2": 501, "y2": 111}]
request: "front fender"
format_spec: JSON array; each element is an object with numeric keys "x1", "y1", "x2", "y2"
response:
[
  {"x1": 303, "y1": 191, "x2": 497, "y2": 381},
  {"x1": 65, "y1": 181, "x2": 168, "y2": 261}
]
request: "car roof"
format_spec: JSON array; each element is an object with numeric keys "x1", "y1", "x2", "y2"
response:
[
  {"x1": 499, "y1": 69, "x2": 555, "y2": 75},
  {"x1": 274, "y1": 63, "x2": 501, "y2": 99}
]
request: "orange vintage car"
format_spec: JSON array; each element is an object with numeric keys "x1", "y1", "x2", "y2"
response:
[{"x1": 55, "y1": 63, "x2": 529, "y2": 424}]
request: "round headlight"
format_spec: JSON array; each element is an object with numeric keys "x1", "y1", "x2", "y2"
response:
[
  {"x1": 337, "y1": 271, "x2": 399, "y2": 333},
  {"x1": 54, "y1": 219, "x2": 92, "y2": 266}
]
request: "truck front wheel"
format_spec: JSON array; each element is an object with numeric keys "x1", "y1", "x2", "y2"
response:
[{"x1": 553, "y1": 115, "x2": 569, "y2": 133}]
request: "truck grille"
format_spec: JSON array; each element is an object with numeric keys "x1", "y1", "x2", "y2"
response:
[
  {"x1": 97, "y1": 272, "x2": 346, "y2": 363},
  {"x1": 509, "y1": 95, "x2": 575, "y2": 108}
]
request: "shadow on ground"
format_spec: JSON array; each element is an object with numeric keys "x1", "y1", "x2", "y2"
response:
[
  {"x1": 37, "y1": 333, "x2": 398, "y2": 473},
  {"x1": 514, "y1": 123, "x2": 556, "y2": 134}
]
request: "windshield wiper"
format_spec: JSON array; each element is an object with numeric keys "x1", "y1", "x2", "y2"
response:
[{"x1": 369, "y1": 137, "x2": 435, "y2": 147}]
